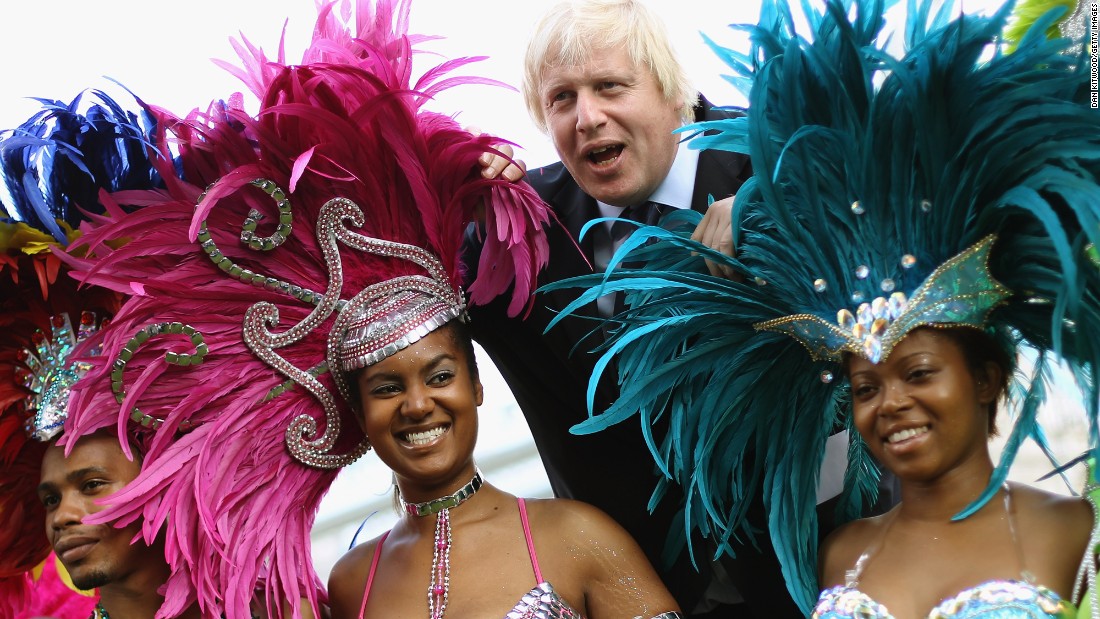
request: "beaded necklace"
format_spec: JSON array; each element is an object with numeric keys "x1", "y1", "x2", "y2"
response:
[
  {"x1": 399, "y1": 469, "x2": 483, "y2": 619},
  {"x1": 90, "y1": 602, "x2": 110, "y2": 619}
]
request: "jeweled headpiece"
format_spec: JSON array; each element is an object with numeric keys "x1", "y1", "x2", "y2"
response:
[
  {"x1": 20, "y1": 311, "x2": 105, "y2": 441},
  {"x1": 756, "y1": 234, "x2": 1012, "y2": 363},
  {"x1": 60, "y1": 1, "x2": 550, "y2": 617},
  {"x1": 544, "y1": 0, "x2": 1100, "y2": 612},
  {"x1": 335, "y1": 257, "x2": 466, "y2": 375}
]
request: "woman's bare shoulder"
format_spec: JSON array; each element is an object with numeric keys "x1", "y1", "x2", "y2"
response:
[
  {"x1": 1011, "y1": 482, "x2": 1092, "y2": 544},
  {"x1": 520, "y1": 497, "x2": 624, "y2": 537},
  {"x1": 1013, "y1": 482, "x2": 1089, "y2": 519},
  {"x1": 519, "y1": 497, "x2": 681, "y2": 617},
  {"x1": 327, "y1": 532, "x2": 388, "y2": 616}
]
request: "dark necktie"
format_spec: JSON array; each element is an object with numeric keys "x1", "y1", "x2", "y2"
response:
[
  {"x1": 609, "y1": 200, "x2": 667, "y2": 246},
  {"x1": 593, "y1": 201, "x2": 669, "y2": 320}
]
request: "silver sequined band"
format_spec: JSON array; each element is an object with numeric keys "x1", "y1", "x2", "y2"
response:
[{"x1": 402, "y1": 469, "x2": 484, "y2": 517}]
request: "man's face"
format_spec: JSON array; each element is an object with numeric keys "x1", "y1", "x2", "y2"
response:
[
  {"x1": 38, "y1": 433, "x2": 148, "y2": 591},
  {"x1": 539, "y1": 45, "x2": 683, "y2": 207}
]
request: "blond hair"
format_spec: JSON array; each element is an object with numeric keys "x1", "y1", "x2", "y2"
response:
[{"x1": 522, "y1": 0, "x2": 698, "y2": 133}]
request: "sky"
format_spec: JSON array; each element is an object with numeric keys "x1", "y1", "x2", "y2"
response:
[
  {"x1": 0, "y1": 0, "x2": 1020, "y2": 172},
  {"x1": 0, "y1": 0, "x2": 759, "y2": 170},
  {"x1": 0, "y1": 0, "x2": 1019, "y2": 166}
]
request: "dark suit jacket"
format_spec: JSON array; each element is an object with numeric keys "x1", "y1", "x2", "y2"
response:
[{"x1": 465, "y1": 98, "x2": 804, "y2": 618}]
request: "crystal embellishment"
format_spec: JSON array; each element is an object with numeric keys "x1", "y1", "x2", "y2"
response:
[
  {"x1": 21, "y1": 313, "x2": 99, "y2": 441},
  {"x1": 754, "y1": 235, "x2": 1010, "y2": 363}
]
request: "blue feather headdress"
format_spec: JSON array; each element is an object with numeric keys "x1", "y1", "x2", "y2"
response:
[
  {"x1": 1, "y1": 87, "x2": 163, "y2": 242},
  {"x1": 542, "y1": 0, "x2": 1100, "y2": 611}
]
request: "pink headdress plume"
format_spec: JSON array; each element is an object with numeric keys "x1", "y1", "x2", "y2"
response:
[{"x1": 61, "y1": 1, "x2": 551, "y2": 618}]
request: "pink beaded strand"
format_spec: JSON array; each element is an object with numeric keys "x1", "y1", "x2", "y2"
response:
[{"x1": 428, "y1": 508, "x2": 452, "y2": 618}]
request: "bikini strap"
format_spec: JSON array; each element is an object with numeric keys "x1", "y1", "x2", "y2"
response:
[
  {"x1": 1072, "y1": 459, "x2": 1099, "y2": 618},
  {"x1": 358, "y1": 530, "x2": 390, "y2": 619},
  {"x1": 845, "y1": 508, "x2": 901, "y2": 588},
  {"x1": 1002, "y1": 482, "x2": 1036, "y2": 584},
  {"x1": 845, "y1": 552, "x2": 871, "y2": 588},
  {"x1": 517, "y1": 498, "x2": 544, "y2": 584}
]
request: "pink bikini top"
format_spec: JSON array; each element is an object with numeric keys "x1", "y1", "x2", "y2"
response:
[{"x1": 358, "y1": 497, "x2": 584, "y2": 618}]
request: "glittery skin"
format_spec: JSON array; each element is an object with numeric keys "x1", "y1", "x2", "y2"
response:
[{"x1": 813, "y1": 581, "x2": 1076, "y2": 618}]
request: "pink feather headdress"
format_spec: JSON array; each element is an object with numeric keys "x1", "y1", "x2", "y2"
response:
[{"x1": 60, "y1": 1, "x2": 550, "y2": 618}]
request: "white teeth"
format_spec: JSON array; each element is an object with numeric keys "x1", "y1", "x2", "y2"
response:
[
  {"x1": 404, "y1": 426, "x2": 446, "y2": 445},
  {"x1": 887, "y1": 426, "x2": 929, "y2": 444},
  {"x1": 591, "y1": 145, "x2": 613, "y2": 154}
]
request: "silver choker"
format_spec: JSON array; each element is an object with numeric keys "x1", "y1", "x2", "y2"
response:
[{"x1": 401, "y1": 469, "x2": 483, "y2": 517}]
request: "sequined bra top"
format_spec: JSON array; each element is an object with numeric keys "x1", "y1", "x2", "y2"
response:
[
  {"x1": 813, "y1": 580, "x2": 1073, "y2": 618},
  {"x1": 812, "y1": 485, "x2": 1088, "y2": 619},
  {"x1": 357, "y1": 497, "x2": 584, "y2": 618}
]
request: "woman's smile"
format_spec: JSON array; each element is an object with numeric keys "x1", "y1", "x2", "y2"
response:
[
  {"x1": 882, "y1": 423, "x2": 931, "y2": 456},
  {"x1": 399, "y1": 424, "x2": 451, "y2": 448}
]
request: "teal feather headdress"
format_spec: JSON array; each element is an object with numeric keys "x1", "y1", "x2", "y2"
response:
[{"x1": 542, "y1": 0, "x2": 1100, "y2": 611}]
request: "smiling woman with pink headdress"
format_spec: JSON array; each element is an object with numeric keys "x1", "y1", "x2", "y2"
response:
[{"x1": 55, "y1": 1, "x2": 684, "y2": 618}]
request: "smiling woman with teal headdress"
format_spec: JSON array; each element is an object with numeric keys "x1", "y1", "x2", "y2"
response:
[{"x1": 542, "y1": 0, "x2": 1100, "y2": 615}]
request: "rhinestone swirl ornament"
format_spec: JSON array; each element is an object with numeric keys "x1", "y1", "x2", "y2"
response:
[
  {"x1": 193, "y1": 178, "x2": 466, "y2": 468},
  {"x1": 111, "y1": 322, "x2": 205, "y2": 432}
]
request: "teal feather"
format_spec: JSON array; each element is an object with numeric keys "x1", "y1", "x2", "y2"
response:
[{"x1": 836, "y1": 397, "x2": 883, "y2": 522}]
